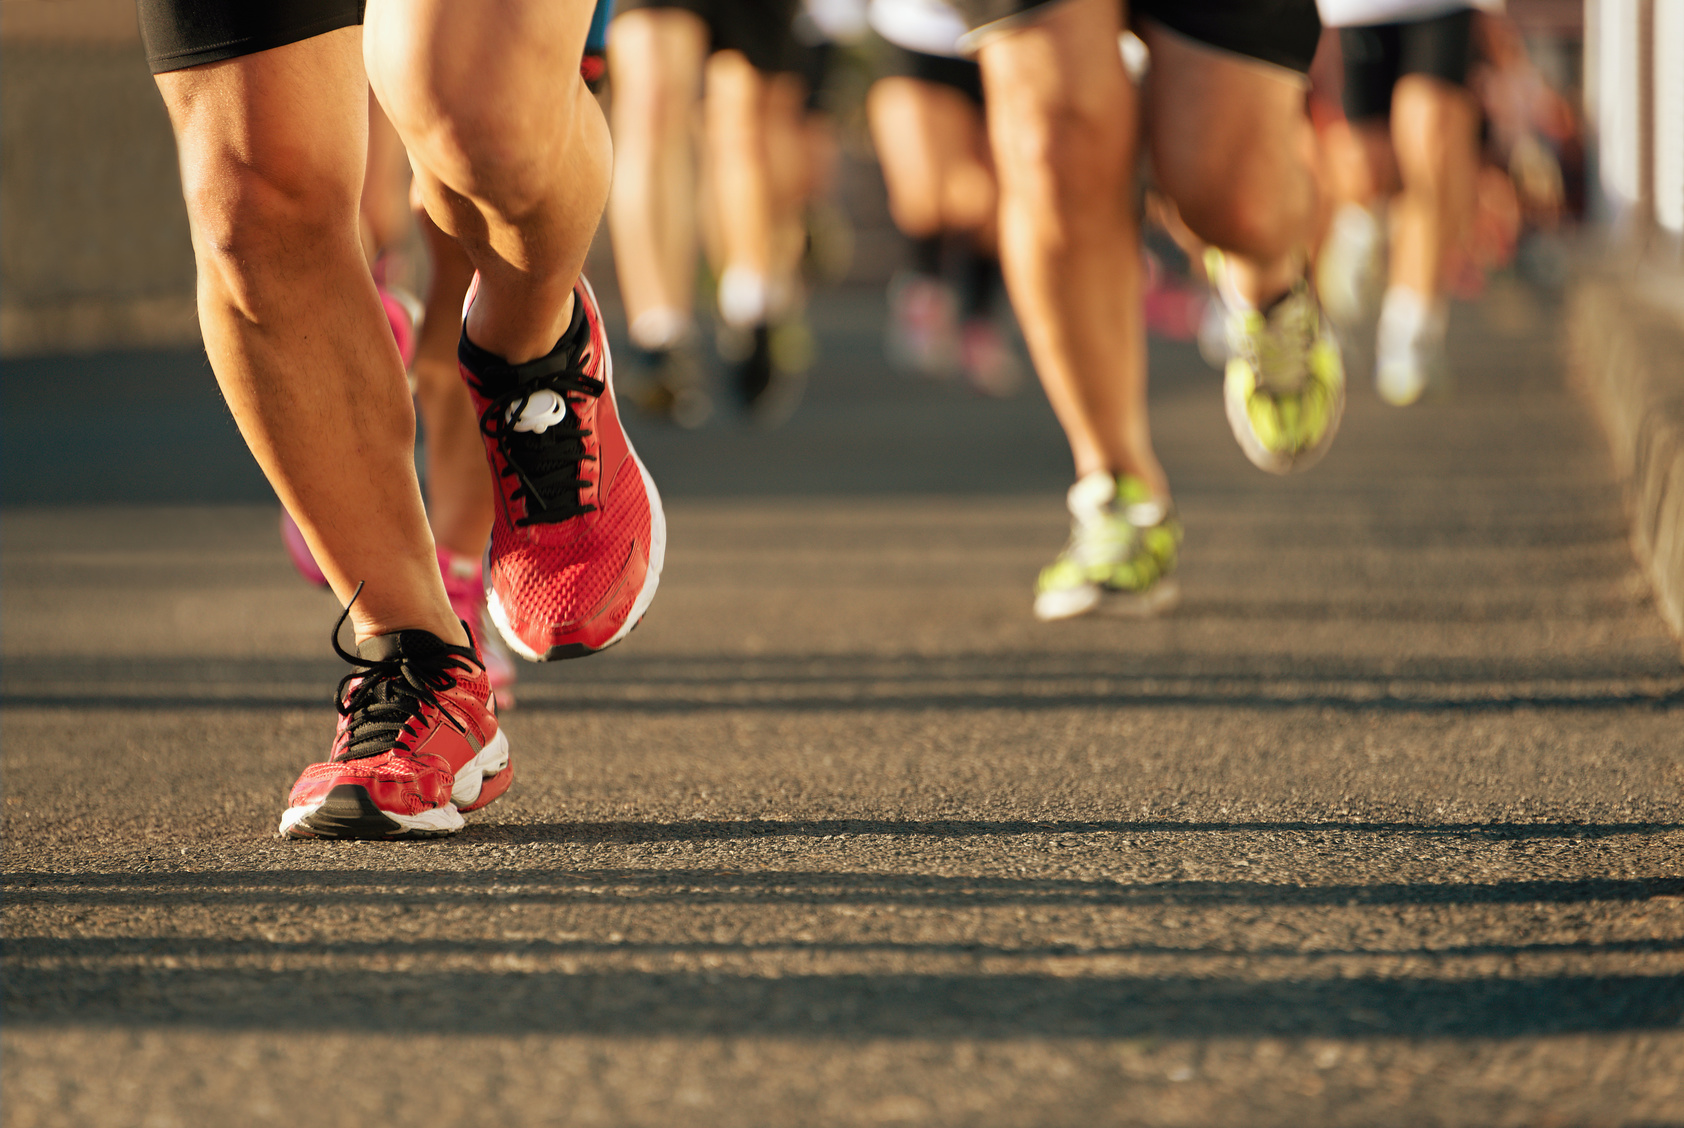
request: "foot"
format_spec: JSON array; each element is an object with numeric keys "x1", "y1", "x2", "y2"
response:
[
  {"x1": 722, "y1": 318, "x2": 812, "y2": 429},
  {"x1": 958, "y1": 317, "x2": 1025, "y2": 398},
  {"x1": 1314, "y1": 204, "x2": 1384, "y2": 329},
  {"x1": 279, "y1": 611, "x2": 510, "y2": 840},
  {"x1": 1374, "y1": 286, "x2": 1449, "y2": 407},
  {"x1": 626, "y1": 340, "x2": 713, "y2": 429},
  {"x1": 1033, "y1": 472, "x2": 1182, "y2": 622},
  {"x1": 459, "y1": 275, "x2": 666, "y2": 661},
  {"x1": 885, "y1": 271, "x2": 960, "y2": 378},
  {"x1": 1221, "y1": 277, "x2": 1346, "y2": 475}
]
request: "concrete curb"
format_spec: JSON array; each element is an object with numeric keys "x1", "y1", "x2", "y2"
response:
[{"x1": 1568, "y1": 273, "x2": 1684, "y2": 656}]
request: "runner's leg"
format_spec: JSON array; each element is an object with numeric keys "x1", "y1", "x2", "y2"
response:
[
  {"x1": 370, "y1": 0, "x2": 664, "y2": 663},
  {"x1": 1141, "y1": 23, "x2": 1318, "y2": 308},
  {"x1": 607, "y1": 7, "x2": 710, "y2": 347},
  {"x1": 976, "y1": 0, "x2": 1161, "y2": 491},
  {"x1": 869, "y1": 76, "x2": 996, "y2": 249},
  {"x1": 155, "y1": 28, "x2": 467, "y2": 647},
  {"x1": 706, "y1": 48, "x2": 779, "y2": 326},
  {"x1": 365, "y1": 0, "x2": 609, "y2": 365},
  {"x1": 410, "y1": 205, "x2": 493, "y2": 559},
  {"x1": 1388, "y1": 72, "x2": 1478, "y2": 302}
]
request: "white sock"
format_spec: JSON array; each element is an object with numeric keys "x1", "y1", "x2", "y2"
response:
[
  {"x1": 718, "y1": 266, "x2": 769, "y2": 329},
  {"x1": 1377, "y1": 285, "x2": 1445, "y2": 362},
  {"x1": 628, "y1": 307, "x2": 691, "y2": 352},
  {"x1": 1330, "y1": 203, "x2": 1383, "y2": 258}
]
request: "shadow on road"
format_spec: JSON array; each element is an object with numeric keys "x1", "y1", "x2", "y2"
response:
[
  {"x1": 6, "y1": 651, "x2": 1683, "y2": 714},
  {"x1": 4, "y1": 951, "x2": 1680, "y2": 1040}
]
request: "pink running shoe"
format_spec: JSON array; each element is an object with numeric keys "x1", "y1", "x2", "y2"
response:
[
  {"x1": 280, "y1": 604, "x2": 510, "y2": 840},
  {"x1": 885, "y1": 271, "x2": 959, "y2": 378},
  {"x1": 379, "y1": 283, "x2": 422, "y2": 368},
  {"x1": 438, "y1": 547, "x2": 517, "y2": 704},
  {"x1": 958, "y1": 319, "x2": 1025, "y2": 399},
  {"x1": 459, "y1": 276, "x2": 666, "y2": 661}
]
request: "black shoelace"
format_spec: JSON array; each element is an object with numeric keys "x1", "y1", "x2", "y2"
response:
[
  {"x1": 330, "y1": 589, "x2": 472, "y2": 763},
  {"x1": 463, "y1": 307, "x2": 603, "y2": 526}
]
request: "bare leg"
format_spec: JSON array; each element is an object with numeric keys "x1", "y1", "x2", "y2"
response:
[
  {"x1": 361, "y1": 90, "x2": 413, "y2": 262},
  {"x1": 868, "y1": 76, "x2": 996, "y2": 248},
  {"x1": 705, "y1": 49, "x2": 778, "y2": 326},
  {"x1": 1142, "y1": 23, "x2": 1319, "y2": 308},
  {"x1": 606, "y1": 8, "x2": 709, "y2": 344},
  {"x1": 156, "y1": 29, "x2": 465, "y2": 646},
  {"x1": 978, "y1": 0, "x2": 1160, "y2": 491},
  {"x1": 1388, "y1": 73, "x2": 1478, "y2": 299},
  {"x1": 764, "y1": 71, "x2": 814, "y2": 300},
  {"x1": 1318, "y1": 115, "x2": 1399, "y2": 211},
  {"x1": 410, "y1": 204, "x2": 494, "y2": 559},
  {"x1": 365, "y1": 0, "x2": 610, "y2": 365}
]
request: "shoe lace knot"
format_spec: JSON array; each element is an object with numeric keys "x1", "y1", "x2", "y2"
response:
[
  {"x1": 329, "y1": 594, "x2": 473, "y2": 763},
  {"x1": 475, "y1": 342, "x2": 606, "y2": 526}
]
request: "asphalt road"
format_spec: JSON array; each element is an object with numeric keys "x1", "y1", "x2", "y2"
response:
[{"x1": 3, "y1": 282, "x2": 1682, "y2": 1127}]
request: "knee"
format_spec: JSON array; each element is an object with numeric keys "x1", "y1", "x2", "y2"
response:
[
  {"x1": 989, "y1": 82, "x2": 1130, "y2": 226},
  {"x1": 180, "y1": 142, "x2": 360, "y2": 290},
  {"x1": 1391, "y1": 77, "x2": 1475, "y2": 184},
  {"x1": 375, "y1": 35, "x2": 595, "y2": 219},
  {"x1": 705, "y1": 51, "x2": 768, "y2": 140}
]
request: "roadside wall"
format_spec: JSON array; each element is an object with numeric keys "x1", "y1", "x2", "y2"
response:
[
  {"x1": 1569, "y1": 270, "x2": 1684, "y2": 654},
  {"x1": 0, "y1": 0, "x2": 903, "y2": 359},
  {"x1": 1, "y1": 0, "x2": 198, "y2": 356}
]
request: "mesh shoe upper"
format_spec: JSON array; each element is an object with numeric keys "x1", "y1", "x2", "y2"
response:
[
  {"x1": 1034, "y1": 472, "x2": 1182, "y2": 621},
  {"x1": 460, "y1": 277, "x2": 664, "y2": 660},
  {"x1": 1222, "y1": 280, "x2": 1346, "y2": 475},
  {"x1": 281, "y1": 612, "x2": 506, "y2": 839}
]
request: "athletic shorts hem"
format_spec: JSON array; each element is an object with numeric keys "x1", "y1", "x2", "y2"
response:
[
  {"x1": 952, "y1": 0, "x2": 1320, "y2": 75},
  {"x1": 146, "y1": 12, "x2": 361, "y2": 74}
]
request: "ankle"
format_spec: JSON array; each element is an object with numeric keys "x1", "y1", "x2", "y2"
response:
[
  {"x1": 353, "y1": 615, "x2": 471, "y2": 651},
  {"x1": 464, "y1": 285, "x2": 577, "y2": 364}
]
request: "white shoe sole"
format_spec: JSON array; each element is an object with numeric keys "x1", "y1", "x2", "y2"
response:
[
  {"x1": 277, "y1": 728, "x2": 509, "y2": 839},
  {"x1": 1035, "y1": 577, "x2": 1181, "y2": 622}
]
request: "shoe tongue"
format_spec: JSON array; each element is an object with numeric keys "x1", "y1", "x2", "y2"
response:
[{"x1": 357, "y1": 629, "x2": 449, "y2": 664}]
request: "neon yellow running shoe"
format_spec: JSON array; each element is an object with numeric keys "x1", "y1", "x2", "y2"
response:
[
  {"x1": 1033, "y1": 472, "x2": 1182, "y2": 622},
  {"x1": 1221, "y1": 276, "x2": 1346, "y2": 475}
]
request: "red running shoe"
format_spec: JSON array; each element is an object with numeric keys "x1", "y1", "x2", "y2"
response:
[
  {"x1": 459, "y1": 276, "x2": 666, "y2": 661},
  {"x1": 280, "y1": 606, "x2": 510, "y2": 840}
]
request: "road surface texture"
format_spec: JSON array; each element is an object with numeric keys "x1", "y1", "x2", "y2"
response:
[{"x1": 4, "y1": 283, "x2": 1682, "y2": 1126}]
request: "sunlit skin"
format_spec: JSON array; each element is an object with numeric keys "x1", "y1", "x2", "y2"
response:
[
  {"x1": 154, "y1": 0, "x2": 607, "y2": 644},
  {"x1": 1320, "y1": 73, "x2": 1479, "y2": 300},
  {"x1": 868, "y1": 75, "x2": 998, "y2": 252},
  {"x1": 977, "y1": 0, "x2": 1320, "y2": 491}
]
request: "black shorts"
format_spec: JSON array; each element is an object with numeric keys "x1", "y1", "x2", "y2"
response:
[
  {"x1": 950, "y1": 0, "x2": 1322, "y2": 75},
  {"x1": 139, "y1": 0, "x2": 364, "y2": 74},
  {"x1": 880, "y1": 42, "x2": 984, "y2": 105},
  {"x1": 613, "y1": 0, "x2": 801, "y2": 73},
  {"x1": 1339, "y1": 7, "x2": 1475, "y2": 122}
]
